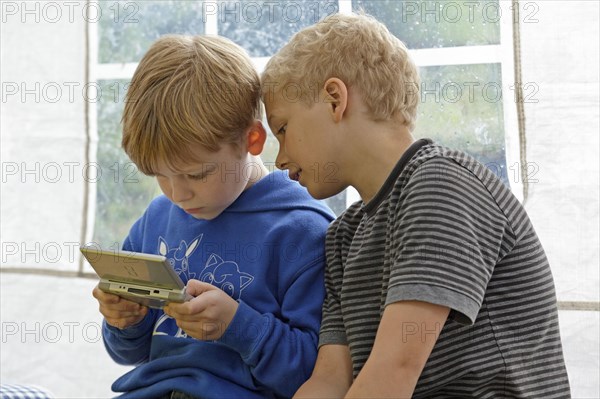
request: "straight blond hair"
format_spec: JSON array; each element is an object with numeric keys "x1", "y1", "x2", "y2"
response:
[{"x1": 122, "y1": 35, "x2": 261, "y2": 174}]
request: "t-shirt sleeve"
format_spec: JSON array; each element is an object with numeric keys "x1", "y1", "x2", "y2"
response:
[
  {"x1": 386, "y1": 158, "x2": 510, "y2": 324},
  {"x1": 318, "y1": 219, "x2": 348, "y2": 347}
]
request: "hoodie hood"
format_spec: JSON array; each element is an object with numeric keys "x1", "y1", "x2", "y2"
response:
[{"x1": 225, "y1": 170, "x2": 334, "y2": 218}]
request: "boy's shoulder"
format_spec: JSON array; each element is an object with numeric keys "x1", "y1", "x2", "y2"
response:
[
  {"x1": 144, "y1": 194, "x2": 176, "y2": 215},
  {"x1": 403, "y1": 140, "x2": 481, "y2": 175},
  {"x1": 400, "y1": 141, "x2": 509, "y2": 196},
  {"x1": 395, "y1": 141, "x2": 525, "y2": 234},
  {"x1": 228, "y1": 170, "x2": 336, "y2": 221},
  {"x1": 332, "y1": 139, "x2": 513, "y2": 229}
]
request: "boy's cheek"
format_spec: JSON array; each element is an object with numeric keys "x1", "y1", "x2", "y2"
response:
[{"x1": 156, "y1": 178, "x2": 172, "y2": 197}]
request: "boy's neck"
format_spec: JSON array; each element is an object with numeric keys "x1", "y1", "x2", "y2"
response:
[
  {"x1": 243, "y1": 155, "x2": 270, "y2": 191},
  {"x1": 346, "y1": 123, "x2": 415, "y2": 204}
]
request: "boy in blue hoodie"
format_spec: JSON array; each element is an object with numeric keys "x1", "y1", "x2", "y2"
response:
[{"x1": 92, "y1": 35, "x2": 334, "y2": 399}]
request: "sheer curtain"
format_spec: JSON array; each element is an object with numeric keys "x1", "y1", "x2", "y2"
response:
[{"x1": 1, "y1": 1, "x2": 598, "y2": 397}]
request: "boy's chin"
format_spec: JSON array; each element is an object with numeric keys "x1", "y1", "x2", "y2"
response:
[
  {"x1": 305, "y1": 183, "x2": 345, "y2": 201},
  {"x1": 188, "y1": 209, "x2": 224, "y2": 221}
]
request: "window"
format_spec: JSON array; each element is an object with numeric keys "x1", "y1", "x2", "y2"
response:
[
  {"x1": 90, "y1": 0, "x2": 519, "y2": 246},
  {"x1": 354, "y1": 0, "x2": 515, "y2": 188},
  {"x1": 91, "y1": 1, "x2": 208, "y2": 247}
]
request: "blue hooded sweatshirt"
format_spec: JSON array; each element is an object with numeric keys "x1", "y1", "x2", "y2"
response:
[{"x1": 103, "y1": 171, "x2": 335, "y2": 398}]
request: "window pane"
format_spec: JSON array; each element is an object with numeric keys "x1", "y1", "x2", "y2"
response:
[
  {"x1": 414, "y1": 63, "x2": 508, "y2": 184},
  {"x1": 323, "y1": 193, "x2": 348, "y2": 217},
  {"x1": 218, "y1": 0, "x2": 339, "y2": 57},
  {"x1": 93, "y1": 80, "x2": 160, "y2": 247},
  {"x1": 353, "y1": 0, "x2": 501, "y2": 49},
  {"x1": 98, "y1": 1, "x2": 206, "y2": 64}
]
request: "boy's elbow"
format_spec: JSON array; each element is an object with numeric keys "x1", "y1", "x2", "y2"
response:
[{"x1": 105, "y1": 346, "x2": 149, "y2": 366}]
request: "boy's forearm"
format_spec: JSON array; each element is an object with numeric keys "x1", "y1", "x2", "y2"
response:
[
  {"x1": 343, "y1": 301, "x2": 449, "y2": 398},
  {"x1": 294, "y1": 374, "x2": 351, "y2": 399},
  {"x1": 217, "y1": 257, "x2": 328, "y2": 396},
  {"x1": 102, "y1": 312, "x2": 155, "y2": 365},
  {"x1": 293, "y1": 344, "x2": 353, "y2": 399},
  {"x1": 218, "y1": 300, "x2": 320, "y2": 396},
  {"x1": 296, "y1": 358, "x2": 418, "y2": 399},
  {"x1": 344, "y1": 362, "x2": 419, "y2": 399}
]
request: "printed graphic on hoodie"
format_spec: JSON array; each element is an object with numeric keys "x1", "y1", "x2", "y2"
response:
[
  {"x1": 153, "y1": 235, "x2": 255, "y2": 338},
  {"x1": 158, "y1": 235, "x2": 202, "y2": 283},
  {"x1": 199, "y1": 253, "x2": 254, "y2": 301}
]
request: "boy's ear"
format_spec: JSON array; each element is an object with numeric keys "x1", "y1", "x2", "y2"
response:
[
  {"x1": 323, "y1": 78, "x2": 348, "y2": 123},
  {"x1": 246, "y1": 120, "x2": 267, "y2": 156}
]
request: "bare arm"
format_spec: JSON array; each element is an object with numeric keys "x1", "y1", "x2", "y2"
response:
[
  {"x1": 345, "y1": 301, "x2": 450, "y2": 399},
  {"x1": 294, "y1": 344, "x2": 354, "y2": 399}
]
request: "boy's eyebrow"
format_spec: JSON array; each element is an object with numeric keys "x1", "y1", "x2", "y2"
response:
[
  {"x1": 177, "y1": 163, "x2": 218, "y2": 174},
  {"x1": 267, "y1": 115, "x2": 283, "y2": 131},
  {"x1": 267, "y1": 111, "x2": 281, "y2": 126}
]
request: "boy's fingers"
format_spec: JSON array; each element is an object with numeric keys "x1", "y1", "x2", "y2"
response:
[
  {"x1": 104, "y1": 294, "x2": 122, "y2": 305},
  {"x1": 99, "y1": 297, "x2": 145, "y2": 315},
  {"x1": 118, "y1": 299, "x2": 144, "y2": 312},
  {"x1": 92, "y1": 285, "x2": 107, "y2": 300},
  {"x1": 165, "y1": 297, "x2": 207, "y2": 319},
  {"x1": 93, "y1": 286, "x2": 121, "y2": 304},
  {"x1": 93, "y1": 285, "x2": 148, "y2": 330},
  {"x1": 105, "y1": 314, "x2": 145, "y2": 329},
  {"x1": 164, "y1": 302, "x2": 186, "y2": 318},
  {"x1": 101, "y1": 305, "x2": 147, "y2": 321},
  {"x1": 94, "y1": 288, "x2": 144, "y2": 311},
  {"x1": 185, "y1": 280, "x2": 217, "y2": 297},
  {"x1": 102, "y1": 309, "x2": 141, "y2": 320}
]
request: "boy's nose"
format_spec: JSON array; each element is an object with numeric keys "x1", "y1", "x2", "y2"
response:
[
  {"x1": 170, "y1": 178, "x2": 193, "y2": 203},
  {"x1": 275, "y1": 151, "x2": 289, "y2": 171}
]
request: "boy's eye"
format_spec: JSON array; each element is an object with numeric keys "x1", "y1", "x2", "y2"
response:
[
  {"x1": 186, "y1": 165, "x2": 217, "y2": 181},
  {"x1": 187, "y1": 173, "x2": 206, "y2": 181},
  {"x1": 277, "y1": 125, "x2": 287, "y2": 135}
]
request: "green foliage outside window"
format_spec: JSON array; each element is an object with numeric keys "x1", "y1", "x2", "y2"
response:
[
  {"x1": 353, "y1": 0, "x2": 501, "y2": 49},
  {"x1": 415, "y1": 63, "x2": 507, "y2": 182},
  {"x1": 218, "y1": 0, "x2": 339, "y2": 57},
  {"x1": 98, "y1": 1, "x2": 206, "y2": 63},
  {"x1": 92, "y1": 80, "x2": 160, "y2": 247}
]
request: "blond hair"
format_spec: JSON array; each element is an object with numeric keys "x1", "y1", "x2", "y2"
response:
[
  {"x1": 122, "y1": 35, "x2": 261, "y2": 174},
  {"x1": 262, "y1": 13, "x2": 420, "y2": 130}
]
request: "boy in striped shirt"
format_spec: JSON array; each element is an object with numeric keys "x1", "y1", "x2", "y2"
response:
[{"x1": 262, "y1": 12, "x2": 571, "y2": 398}]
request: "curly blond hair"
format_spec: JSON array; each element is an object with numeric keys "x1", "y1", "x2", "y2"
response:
[{"x1": 262, "y1": 13, "x2": 420, "y2": 130}]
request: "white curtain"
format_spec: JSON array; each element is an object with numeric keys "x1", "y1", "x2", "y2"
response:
[{"x1": 1, "y1": 1, "x2": 598, "y2": 397}]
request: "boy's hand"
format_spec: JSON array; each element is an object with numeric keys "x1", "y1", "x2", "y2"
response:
[
  {"x1": 163, "y1": 280, "x2": 239, "y2": 341},
  {"x1": 92, "y1": 284, "x2": 148, "y2": 329}
]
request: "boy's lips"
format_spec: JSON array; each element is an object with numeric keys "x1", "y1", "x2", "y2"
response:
[
  {"x1": 289, "y1": 170, "x2": 302, "y2": 182},
  {"x1": 184, "y1": 207, "x2": 204, "y2": 214}
]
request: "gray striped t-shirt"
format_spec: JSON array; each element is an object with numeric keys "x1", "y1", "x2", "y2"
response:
[{"x1": 319, "y1": 139, "x2": 570, "y2": 398}]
